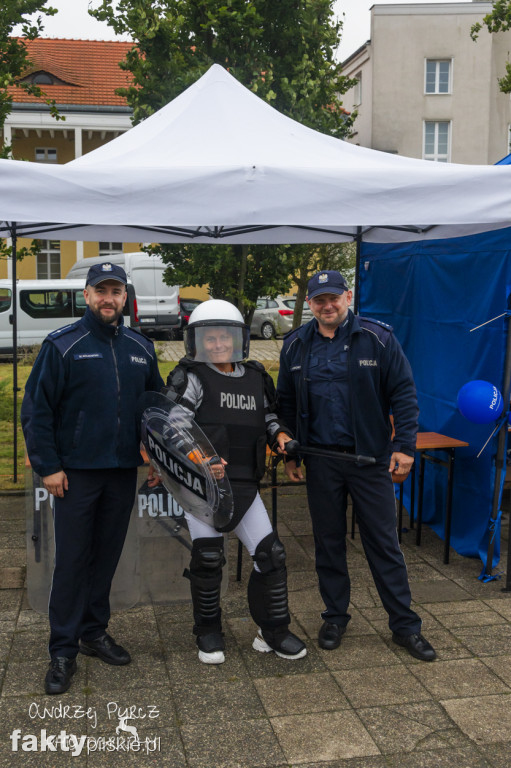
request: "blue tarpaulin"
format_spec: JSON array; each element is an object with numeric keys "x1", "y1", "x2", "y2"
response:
[{"x1": 359, "y1": 227, "x2": 511, "y2": 565}]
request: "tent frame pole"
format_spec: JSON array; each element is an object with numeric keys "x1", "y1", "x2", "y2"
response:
[
  {"x1": 10, "y1": 223, "x2": 19, "y2": 483},
  {"x1": 485, "y1": 310, "x2": 511, "y2": 583},
  {"x1": 354, "y1": 226, "x2": 362, "y2": 315}
]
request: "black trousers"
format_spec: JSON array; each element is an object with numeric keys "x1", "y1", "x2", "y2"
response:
[
  {"x1": 305, "y1": 454, "x2": 421, "y2": 635},
  {"x1": 49, "y1": 467, "x2": 137, "y2": 659}
]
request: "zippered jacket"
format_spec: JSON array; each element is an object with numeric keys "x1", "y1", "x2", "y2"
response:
[
  {"x1": 21, "y1": 308, "x2": 164, "y2": 477},
  {"x1": 277, "y1": 313, "x2": 418, "y2": 461}
]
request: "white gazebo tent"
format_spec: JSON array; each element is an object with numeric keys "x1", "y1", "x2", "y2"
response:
[
  {"x1": 1, "y1": 63, "x2": 511, "y2": 247},
  {"x1": 2, "y1": 63, "x2": 511, "y2": 484}
]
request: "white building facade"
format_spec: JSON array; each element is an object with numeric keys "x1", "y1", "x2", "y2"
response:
[{"x1": 342, "y1": 2, "x2": 511, "y2": 164}]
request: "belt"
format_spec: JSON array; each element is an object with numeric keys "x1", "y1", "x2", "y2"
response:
[{"x1": 313, "y1": 444, "x2": 356, "y2": 454}]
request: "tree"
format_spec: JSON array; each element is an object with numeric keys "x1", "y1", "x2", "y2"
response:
[
  {"x1": 0, "y1": 1, "x2": 59, "y2": 264},
  {"x1": 1, "y1": 1, "x2": 60, "y2": 157},
  {"x1": 288, "y1": 243, "x2": 356, "y2": 328},
  {"x1": 91, "y1": 0, "x2": 358, "y2": 315},
  {"x1": 471, "y1": 1, "x2": 511, "y2": 92}
]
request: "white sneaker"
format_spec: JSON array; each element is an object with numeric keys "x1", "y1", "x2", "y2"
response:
[
  {"x1": 196, "y1": 633, "x2": 225, "y2": 664},
  {"x1": 252, "y1": 629, "x2": 307, "y2": 660},
  {"x1": 198, "y1": 648, "x2": 225, "y2": 664}
]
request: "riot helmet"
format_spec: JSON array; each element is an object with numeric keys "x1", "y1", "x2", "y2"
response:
[{"x1": 184, "y1": 299, "x2": 250, "y2": 363}]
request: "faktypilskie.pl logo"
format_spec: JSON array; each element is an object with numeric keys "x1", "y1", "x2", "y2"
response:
[{"x1": 10, "y1": 701, "x2": 161, "y2": 756}]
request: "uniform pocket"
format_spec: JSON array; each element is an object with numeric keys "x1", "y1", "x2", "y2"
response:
[{"x1": 72, "y1": 410, "x2": 85, "y2": 449}]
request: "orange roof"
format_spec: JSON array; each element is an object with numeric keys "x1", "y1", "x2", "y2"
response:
[{"x1": 9, "y1": 38, "x2": 134, "y2": 107}]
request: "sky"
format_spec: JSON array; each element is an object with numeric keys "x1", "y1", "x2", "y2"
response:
[{"x1": 24, "y1": 0, "x2": 469, "y2": 60}]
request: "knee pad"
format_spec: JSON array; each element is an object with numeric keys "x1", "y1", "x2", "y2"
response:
[
  {"x1": 190, "y1": 537, "x2": 225, "y2": 575},
  {"x1": 253, "y1": 531, "x2": 286, "y2": 575},
  {"x1": 188, "y1": 537, "x2": 224, "y2": 635}
]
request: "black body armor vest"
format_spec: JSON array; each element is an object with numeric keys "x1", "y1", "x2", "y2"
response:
[{"x1": 176, "y1": 361, "x2": 268, "y2": 531}]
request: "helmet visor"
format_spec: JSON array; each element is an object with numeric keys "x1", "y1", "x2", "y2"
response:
[{"x1": 185, "y1": 323, "x2": 249, "y2": 363}]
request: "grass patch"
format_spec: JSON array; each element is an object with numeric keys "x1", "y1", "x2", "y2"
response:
[
  {"x1": 0, "y1": 362, "x2": 32, "y2": 491},
  {"x1": 0, "y1": 355, "x2": 281, "y2": 492}
]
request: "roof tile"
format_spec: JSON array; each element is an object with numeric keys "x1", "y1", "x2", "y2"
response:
[{"x1": 9, "y1": 38, "x2": 134, "y2": 107}]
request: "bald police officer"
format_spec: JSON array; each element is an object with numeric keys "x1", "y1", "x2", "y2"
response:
[{"x1": 277, "y1": 270, "x2": 436, "y2": 662}]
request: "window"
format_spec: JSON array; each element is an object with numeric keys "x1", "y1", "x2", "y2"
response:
[
  {"x1": 0, "y1": 288, "x2": 11, "y2": 313},
  {"x1": 36, "y1": 240, "x2": 61, "y2": 279},
  {"x1": 35, "y1": 148, "x2": 57, "y2": 163},
  {"x1": 354, "y1": 74, "x2": 362, "y2": 106},
  {"x1": 425, "y1": 60, "x2": 451, "y2": 94},
  {"x1": 19, "y1": 289, "x2": 87, "y2": 320},
  {"x1": 423, "y1": 121, "x2": 450, "y2": 162},
  {"x1": 99, "y1": 242, "x2": 123, "y2": 256}
]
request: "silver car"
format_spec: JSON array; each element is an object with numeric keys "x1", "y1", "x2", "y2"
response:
[{"x1": 250, "y1": 296, "x2": 313, "y2": 339}]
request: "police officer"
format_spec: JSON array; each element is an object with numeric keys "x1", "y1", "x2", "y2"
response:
[
  {"x1": 22, "y1": 263, "x2": 164, "y2": 694},
  {"x1": 277, "y1": 270, "x2": 436, "y2": 662},
  {"x1": 166, "y1": 299, "x2": 306, "y2": 664}
]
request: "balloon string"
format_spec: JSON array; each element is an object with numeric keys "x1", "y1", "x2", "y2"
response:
[
  {"x1": 470, "y1": 312, "x2": 508, "y2": 332},
  {"x1": 477, "y1": 413, "x2": 509, "y2": 458}
]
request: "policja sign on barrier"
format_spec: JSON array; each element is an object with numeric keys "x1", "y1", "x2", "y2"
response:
[{"x1": 25, "y1": 462, "x2": 228, "y2": 613}]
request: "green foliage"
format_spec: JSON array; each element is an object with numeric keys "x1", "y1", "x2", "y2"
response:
[
  {"x1": 91, "y1": 0, "x2": 358, "y2": 312},
  {"x1": 287, "y1": 242, "x2": 356, "y2": 327},
  {"x1": 471, "y1": 1, "x2": 511, "y2": 92},
  {"x1": 0, "y1": 1, "x2": 62, "y2": 157}
]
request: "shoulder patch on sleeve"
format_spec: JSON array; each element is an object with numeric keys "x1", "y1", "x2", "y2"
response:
[
  {"x1": 46, "y1": 322, "x2": 87, "y2": 355},
  {"x1": 358, "y1": 316, "x2": 393, "y2": 346}
]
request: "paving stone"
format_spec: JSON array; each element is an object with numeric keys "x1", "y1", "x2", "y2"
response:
[
  {"x1": 333, "y1": 665, "x2": 431, "y2": 708},
  {"x1": 412, "y1": 658, "x2": 511, "y2": 698},
  {"x1": 441, "y1": 693, "x2": 511, "y2": 743},
  {"x1": 454, "y1": 624, "x2": 511, "y2": 657},
  {"x1": 0, "y1": 567, "x2": 25, "y2": 590},
  {"x1": 481, "y1": 653, "x2": 511, "y2": 687},
  {"x1": 181, "y1": 717, "x2": 286, "y2": 768},
  {"x1": 357, "y1": 701, "x2": 473, "y2": 754},
  {"x1": 254, "y1": 671, "x2": 350, "y2": 716},
  {"x1": 271, "y1": 710, "x2": 380, "y2": 763},
  {"x1": 409, "y1": 580, "x2": 473, "y2": 603},
  {"x1": 173, "y1": 677, "x2": 265, "y2": 723}
]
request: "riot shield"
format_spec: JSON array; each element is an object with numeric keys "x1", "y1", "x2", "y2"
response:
[
  {"x1": 135, "y1": 466, "x2": 228, "y2": 603},
  {"x1": 139, "y1": 392, "x2": 234, "y2": 530},
  {"x1": 25, "y1": 466, "x2": 140, "y2": 614}
]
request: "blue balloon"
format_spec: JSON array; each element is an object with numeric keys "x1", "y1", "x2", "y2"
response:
[{"x1": 457, "y1": 380, "x2": 504, "y2": 424}]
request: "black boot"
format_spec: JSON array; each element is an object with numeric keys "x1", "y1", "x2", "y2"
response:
[
  {"x1": 248, "y1": 532, "x2": 307, "y2": 660},
  {"x1": 187, "y1": 537, "x2": 225, "y2": 664}
]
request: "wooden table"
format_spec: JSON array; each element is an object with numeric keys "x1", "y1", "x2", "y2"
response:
[{"x1": 405, "y1": 432, "x2": 469, "y2": 564}]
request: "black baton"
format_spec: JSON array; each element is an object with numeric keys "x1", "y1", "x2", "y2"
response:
[{"x1": 285, "y1": 439, "x2": 376, "y2": 465}]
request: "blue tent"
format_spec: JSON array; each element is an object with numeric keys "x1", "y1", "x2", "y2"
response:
[{"x1": 359, "y1": 226, "x2": 511, "y2": 575}]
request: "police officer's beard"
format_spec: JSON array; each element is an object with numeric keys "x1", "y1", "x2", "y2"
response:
[{"x1": 91, "y1": 305, "x2": 122, "y2": 325}]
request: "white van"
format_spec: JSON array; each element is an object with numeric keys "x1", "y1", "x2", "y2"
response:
[
  {"x1": 0, "y1": 279, "x2": 138, "y2": 354},
  {"x1": 66, "y1": 252, "x2": 180, "y2": 338}
]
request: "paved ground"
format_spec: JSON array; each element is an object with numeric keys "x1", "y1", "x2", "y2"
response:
[
  {"x1": 156, "y1": 338, "x2": 283, "y2": 364},
  {"x1": 1, "y1": 484, "x2": 511, "y2": 767}
]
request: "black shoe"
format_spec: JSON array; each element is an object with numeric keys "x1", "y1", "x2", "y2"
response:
[
  {"x1": 45, "y1": 656, "x2": 77, "y2": 695},
  {"x1": 318, "y1": 621, "x2": 346, "y2": 650},
  {"x1": 253, "y1": 629, "x2": 307, "y2": 660},
  {"x1": 392, "y1": 632, "x2": 437, "y2": 661},
  {"x1": 79, "y1": 633, "x2": 131, "y2": 665}
]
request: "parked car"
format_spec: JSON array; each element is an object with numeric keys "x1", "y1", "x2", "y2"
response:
[
  {"x1": 176, "y1": 297, "x2": 203, "y2": 338},
  {"x1": 0, "y1": 278, "x2": 138, "y2": 354},
  {"x1": 67, "y1": 252, "x2": 180, "y2": 339},
  {"x1": 250, "y1": 296, "x2": 312, "y2": 339}
]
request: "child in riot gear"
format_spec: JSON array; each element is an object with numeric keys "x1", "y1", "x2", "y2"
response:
[{"x1": 165, "y1": 299, "x2": 306, "y2": 664}]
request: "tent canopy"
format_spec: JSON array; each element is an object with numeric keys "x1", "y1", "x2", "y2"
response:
[{"x1": 1, "y1": 64, "x2": 511, "y2": 245}]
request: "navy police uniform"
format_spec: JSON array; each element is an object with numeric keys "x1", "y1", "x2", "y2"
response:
[
  {"x1": 277, "y1": 310, "x2": 422, "y2": 635},
  {"x1": 22, "y1": 307, "x2": 164, "y2": 660}
]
